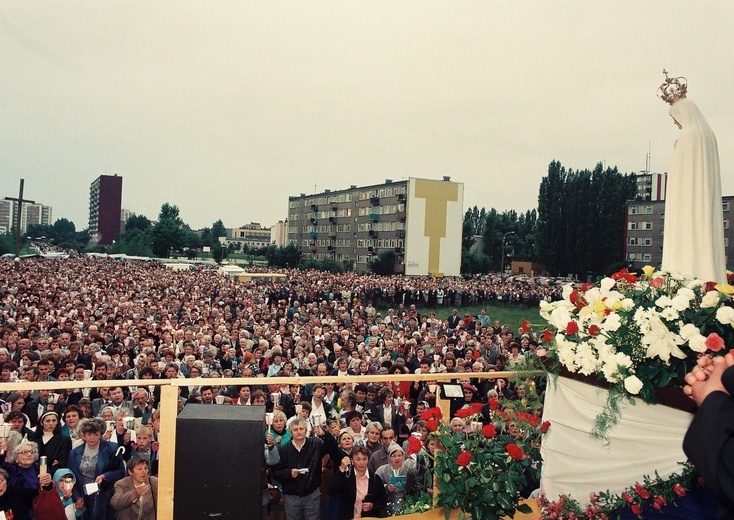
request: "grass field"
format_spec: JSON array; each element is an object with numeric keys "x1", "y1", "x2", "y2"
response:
[{"x1": 376, "y1": 303, "x2": 544, "y2": 335}]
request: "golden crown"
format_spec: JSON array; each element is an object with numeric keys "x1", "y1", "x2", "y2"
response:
[{"x1": 658, "y1": 69, "x2": 687, "y2": 105}]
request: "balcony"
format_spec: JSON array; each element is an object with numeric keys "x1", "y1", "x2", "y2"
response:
[
  {"x1": 397, "y1": 211, "x2": 406, "y2": 222},
  {"x1": 309, "y1": 231, "x2": 318, "y2": 239},
  {"x1": 310, "y1": 217, "x2": 317, "y2": 224},
  {"x1": 368, "y1": 229, "x2": 378, "y2": 237},
  {"x1": 395, "y1": 246, "x2": 403, "y2": 254},
  {"x1": 309, "y1": 245, "x2": 317, "y2": 252},
  {"x1": 329, "y1": 216, "x2": 337, "y2": 223},
  {"x1": 369, "y1": 213, "x2": 380, "y2": 222},
  {"x1": 396, "y1": 229, "x2": 405, "y2": 238},
  {"x1": 370, "y1": 196, "x2": 380, "y2": 206},
  {"x1": 327, "y1": 245, "x2": 335, "y2": 252},
  {"x1": 330, "y1": 202, "x2": 338, "y2": 210},
  {"x1": 367, "y1": 246, "x2": 375, "y2": 253},
  {"x1": 328, "y1": 231, "x2": 337, "y2": 239},
  {"x1": 397, "y1": 193, "x2": 406, "y2": 202},
  {"x1": 310, "y1": 203, "x2": 317, "y2": 210}
]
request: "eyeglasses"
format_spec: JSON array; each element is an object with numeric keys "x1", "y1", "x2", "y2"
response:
[{"x1": 17, "y1": 449, "x2": 37, "y2": 455}]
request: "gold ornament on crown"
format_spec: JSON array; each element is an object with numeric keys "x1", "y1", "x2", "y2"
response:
[{"x1": 658, "y1": 69, "x2": 687, "y2": 105}]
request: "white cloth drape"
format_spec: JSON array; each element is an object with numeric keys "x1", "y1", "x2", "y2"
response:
[
  {"x1": 661, "y1": 97, "x2": 726, "y2": 283},
  {"x1": 540, "y1": 377, "x2": 692, "y2": 502}
]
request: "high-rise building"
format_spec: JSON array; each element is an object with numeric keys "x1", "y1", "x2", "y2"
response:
[
  {"x1": 635, "y1": 172, "x2": 667, "y2": 201},
  {"x1": 0, "y1": 199, "x2": 52, "y2": 234},
  {"x1": 270, "y1": 220, "x2": 288, "y2": 247},
  {"x1": 624, "y1": 197, "x2": 734, "y2": 270},
  {"x1": 287, "y1": 177, "x2": 464, "y2": 275},
  {"x1": 89, "y1": 175, "x2": 123, "y2": 245}
]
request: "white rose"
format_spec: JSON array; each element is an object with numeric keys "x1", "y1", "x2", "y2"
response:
[
  {"x1": 716, "y1": 306, "x2": 734, "y2": 326},
  {"x1": 678, "y1": 323, "x2": 700, "y2": 341},
  {"x1": 688, "y1": 334, "x2": 708, "y2": 353},
  {"x1": 624, "y1": 375, "x2": 644, "y2": 395},
  {"x1": 600, "y1": 278, "x2": 616, "y2": 293},
  {"x1": 621, "y1": 298, "x2": 635, "y2": 311},
  {"x1": 701, "y1": 291, "x2": 721, "y2": 308}
]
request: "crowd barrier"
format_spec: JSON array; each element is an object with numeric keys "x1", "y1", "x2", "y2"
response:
[{"x1": 1, "y1": 370, "x2": 536, "y2": 518}]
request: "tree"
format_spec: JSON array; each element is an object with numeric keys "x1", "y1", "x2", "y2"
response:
[
  {"x1": 125, "y1": 214, "x2": 151, "y2": 232},
  {"x1": 265, "y1": 244, "x2": 302, "y2": 268},
  {"x1": 211, "y1": 220, "x2": 227, "y2": 240},
  {"x1": 536, "y1": 160, "x2": 637, "y2": 277},
  {"x1": 370, "y1": 251, "x2": 396, "y2": 275},
  {"x1": 150, "y1": 203, "x2": 186, "y2": 258}
]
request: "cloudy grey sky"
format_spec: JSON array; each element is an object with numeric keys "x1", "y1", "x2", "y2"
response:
[{"x1": 2, "y1": 1, "x2": 733, "y2": 231}]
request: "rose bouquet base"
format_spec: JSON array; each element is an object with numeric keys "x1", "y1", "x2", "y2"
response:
[
  {"x1": 397, "y1": 500, "x2": 539, "y2": 520},
  {"x1": 540, "y1": 375, "x2": 692, "y2": 502}
]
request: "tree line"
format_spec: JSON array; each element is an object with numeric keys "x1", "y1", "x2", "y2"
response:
[{"x1": 462, "y1": 160, "x2": 637, "y2": 278}]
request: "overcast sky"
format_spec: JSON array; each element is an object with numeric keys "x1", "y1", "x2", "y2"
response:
[{"x1": 2, "y1": 1, "x2": 733, "y2": 231}]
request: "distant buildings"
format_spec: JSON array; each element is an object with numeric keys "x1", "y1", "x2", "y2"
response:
[
  {"x1": 634, "y1": 171, "x2": 667, "y2": 201},
  {"x1": 270, "y1": 220, "x2": 288, "y2": 247},
  {"x1": 226, "y1": 223, "x2": 273, "y2": 250},
  {"x1": 287, "y1": 177, "x2": 464, "y2": 275},
  {"x1": 624, "y1": 196, "x2": 734, "y2": 271},
  {"x1": 0, "y1": 199, "x2": 52, "y2": 234},
  {"x1": 89, "y1": 175, "x2": 123, "y2": 245}
]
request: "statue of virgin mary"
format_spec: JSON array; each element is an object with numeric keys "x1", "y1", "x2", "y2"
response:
[{"x1": 660, "y1": 77, "x2": 726, "y2": 283}]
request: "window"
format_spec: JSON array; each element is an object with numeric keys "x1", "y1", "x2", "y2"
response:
[
  {"x1": 724, "y1": 220, "x2": 730, "y2": 230},
  {"x1": 628, "y1": 222, "x2": 639, "y2": 230},
  {"x1": 629, "y1": 206, "x2": 639, "y2": 215},
  {"x1": 724, "y1": 201, "x2": 730, "y2": 212}
]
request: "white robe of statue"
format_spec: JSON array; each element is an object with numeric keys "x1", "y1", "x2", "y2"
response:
[{"x1": 661, "y1": 97, "x2": 726, "y2": 283}]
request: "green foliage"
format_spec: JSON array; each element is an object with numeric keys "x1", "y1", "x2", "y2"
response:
[
  {"x1": 0, "y1": 233, "x2": 14, "y2": 255},
  {"x1": 265, "y1": 244, "x2": 302, "y2": 268},
  {"x1": 370, "y1": 250, "x2": 396, "y2": 275},
  {"x1": 150, "y1": 203, "x2": 185, "y2": 258},
  {"x1": 299, "y1": 257, "x2": 345, "y2": 273},
  {"x1": 461, "y1": 250, "x2": 493, "y2": 275},
  {"x1": 536, "y1": 160, "x2": 637, "y2": 277},
  {"x1": 211, "y1": 219, "x2": 227, "y2": 240},
  {"x1": 124, "y1": 214, "x2": 151, "y2": 232},
  {"x1": 107, "y1": 228, "x2": 153, "y2": 257},
  {"x1": 211, "y1": 243, "x2": 228, "y2": 263}
]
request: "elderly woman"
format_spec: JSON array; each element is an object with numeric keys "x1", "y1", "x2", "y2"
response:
[
  {"x1": 375, "y1": 443, "x2": 419, "y2": 513},
  {"x1": 110, "y1": 458, "x2": 158, "y2": 520},
  {"x1": 0, "y1": 440, "x2": 50, "y2": 519},
  {"x1": 68, "y1": 417, "x2": 126, "y2": 520}
]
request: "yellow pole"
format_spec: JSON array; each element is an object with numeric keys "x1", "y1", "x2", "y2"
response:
[{"x1": 157, "y1": 385, "x2": 179, "y2": 519}]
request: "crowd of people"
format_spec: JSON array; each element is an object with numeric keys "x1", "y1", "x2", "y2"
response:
[{"x1": 0, "y1": 257, "x2": 548, "y2": 520}]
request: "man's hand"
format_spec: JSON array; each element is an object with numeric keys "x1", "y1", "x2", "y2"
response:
[
  {"x1": 291, "y1": 468, "x2": 300, "y2": 479},
  {"x1": 684, "y1": 352, "x2": 734, "y2": 406}
]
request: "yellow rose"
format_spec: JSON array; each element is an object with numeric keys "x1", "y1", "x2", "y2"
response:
[{"x1": 642, "y1": 265, "x2": 655, "y2": 279}]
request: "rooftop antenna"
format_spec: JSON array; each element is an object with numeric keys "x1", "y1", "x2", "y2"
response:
[{"x1": 646, "y1": 141, "x2": 651, "y2": 174}]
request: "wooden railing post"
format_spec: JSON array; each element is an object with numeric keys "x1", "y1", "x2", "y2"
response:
[{"x1": 157, "y1": 384, "x2": 179, "y2": 519}]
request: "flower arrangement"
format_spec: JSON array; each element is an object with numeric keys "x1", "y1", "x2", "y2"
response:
[
  {"x1": 539, "y1": 267, "x2": 734, "y2": 435},
  {"x1": 423, "y1": 402, "x2": 547, "y2": 520},
  {"x1": 536, "y1": 462, "x2": 699, "y2": 519}
]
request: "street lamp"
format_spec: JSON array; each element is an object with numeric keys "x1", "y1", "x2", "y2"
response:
[{"x1": 501, "y1": 231, "x2": 515, "y2": 275}]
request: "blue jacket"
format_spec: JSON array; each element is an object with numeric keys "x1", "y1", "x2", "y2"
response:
[{"x1": 67, "y1": 440, "x2": 125, "y2": 520}]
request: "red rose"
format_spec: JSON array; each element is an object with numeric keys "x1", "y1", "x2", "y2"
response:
[
  {"x1": 650, "y1": 277, "x2": 664, "y2": 288},
  {"x1": 540, "y1": 420, "x2": 551, "y2": 433},
  {"x1": 455, "y1": 408, "x2": 472, "y2": 419},
  {"x1": 470, "y1": 402, "x2": 484, "y2": 415},
  {"x1": 612, "y1": 268, "x2": 638, "y2": 284},
  {"x1": 588, "y1": 324, "x2": 600, "y2": 337},
  {"x1": 569, "y1": 289, "x2": 580, "y2": 304},
  {"x1": 456, "y1": 451, "x2": 472, "y2": 467},
  {"x1": 407, "y1": 435, "x2": 423, "y2": 456},
  {"x1": 482, "y1": 424, "x2": 496, "y2": 439},
  {"x1": 489, "y1": 398, "x2": 499, "y2": 411},
  {"x1": 704, "y1": 281, "x2": 718, "y2": 293},
  {"x1": 506, "y1": 443, "x2": 524, "y2": 460},
  {"x1": 581, "y1": 282, "x2": 593, "y2": 292},
  {"x1": 521, "y1": 320, "x2": 531, "y2": 333},
  {"x1": 653, "y1": 496, "x2": 666, "y2": 508},
  {"x1": 566, "y1": 321, "x2": 579, "y2": 335},
  {"x1": 630, "y1": 504, "x2": 642, "y2": 515},
  {"x1": 420, "y1": 407, "x2": 443, "y2": 421},
  {"x1": 426, "y1": 418, "x2": 438, "y2": 432},
  {"x1": 621, "y1": 493, "x2": 634, "y2": 504},
  {"x1": 634, "y1": 484, "x2": 651, "y2": 500},
  {"x1": 706, "y1": 332, "x2": 725, "y2": 352},
  {"x1": 673, "y1": 483, "x2": 686, "y2": 497},
  {"x1": 542, "y1": 330, "x2": 553, "y2": 344}
]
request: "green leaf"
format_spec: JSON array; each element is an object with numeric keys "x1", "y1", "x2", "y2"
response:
[{"x1": 516, "y1": 503, "x2": 533, "y2": 514}]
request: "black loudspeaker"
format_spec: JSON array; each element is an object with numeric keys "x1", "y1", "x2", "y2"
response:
[{"x1": 174, "y1": 404, "x2": 265, "y2": 519}]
